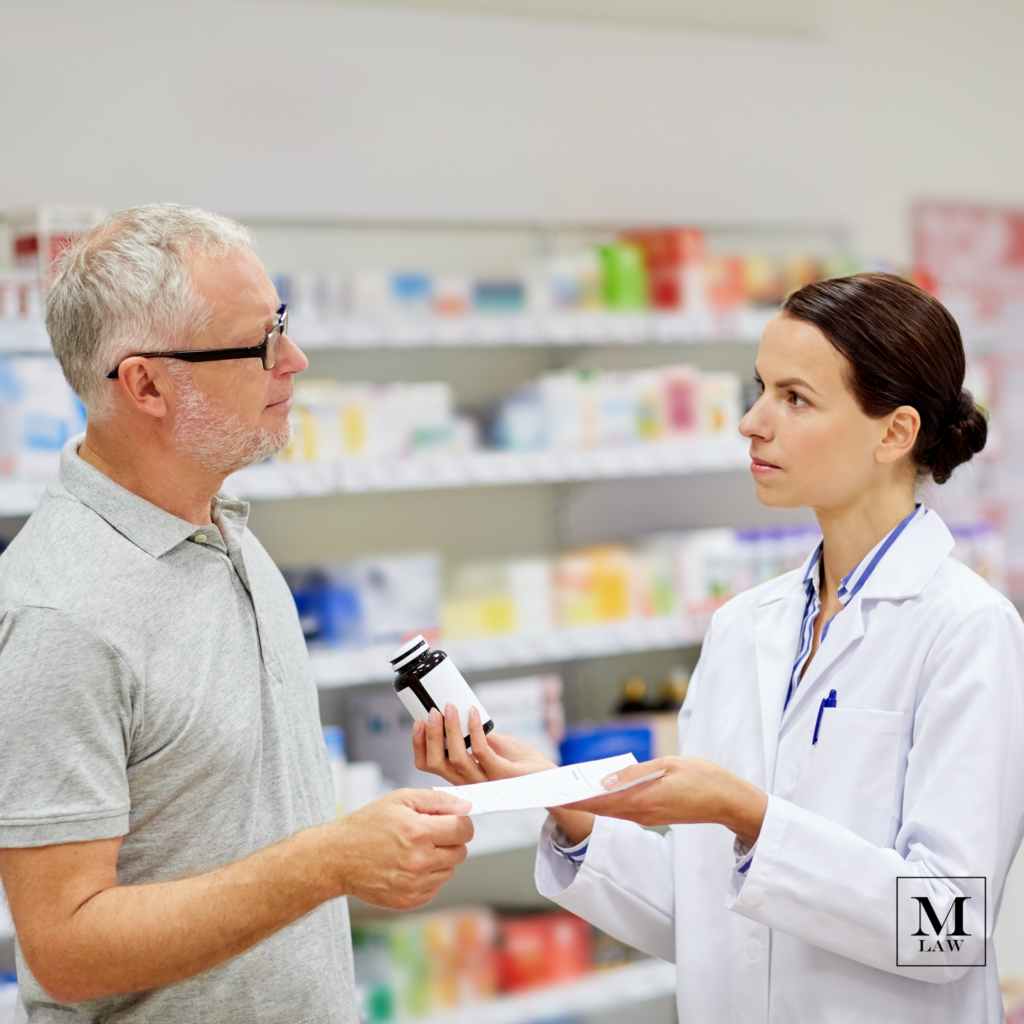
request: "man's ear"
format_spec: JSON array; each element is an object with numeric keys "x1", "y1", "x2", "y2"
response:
[
  {"x1": 877, "y1": 405, "x2": 920, "y2": 465},
  {"x1": 114, "y1": 359, "x2": 174, "y2": 420}
]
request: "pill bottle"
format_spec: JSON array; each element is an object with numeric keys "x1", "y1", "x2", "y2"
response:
[{"x1": 390, "y1": 634, "x2": 494, "y2": 750}]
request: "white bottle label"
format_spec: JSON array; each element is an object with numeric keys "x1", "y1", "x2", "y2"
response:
[{"x1": 397, "y1": 658, "x2": 491, "y2": 741}]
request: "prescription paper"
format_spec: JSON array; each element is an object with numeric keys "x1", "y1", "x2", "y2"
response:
[{"x1": 434, "y1": 754, "x2": 638, "y2": 815}]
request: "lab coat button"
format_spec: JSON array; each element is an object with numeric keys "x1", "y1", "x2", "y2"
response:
[
  {"x1": 742, "y1": 884, "x2": 764, "y2": 907},
  {"x1": 746, "y1": 938, "x2": 761, "y2": 960}
]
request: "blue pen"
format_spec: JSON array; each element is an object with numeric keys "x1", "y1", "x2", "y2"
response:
[{"x1": 812, "y1": 689, "x2": 838, "y2": 745}]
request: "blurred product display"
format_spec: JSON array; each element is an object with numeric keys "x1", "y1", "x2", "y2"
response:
[
  {"x1": 267, "y1": 228, "x2": 867, "y2": 328},
  {"x1": 0, "y1": 225, "x2": 872, "y2": 354},
  {"x1": 296, "y1": 521, "x2": 1006, "y2": 689},
  {"x1": 287, "y1": 526, "x2": 824, "y2": 655},
  {"x1": 351, "y1": 907, "x2": 644, "y2": 1023},
  {"x1": 273, "y1": 363, "x2": 740, "y2": 466},
  {"x1": 8, "y1": 206, "x2": 107, "y2": 277},
  {"x1": 0, "y1": 356, "x2": 87, "y2": 479}
]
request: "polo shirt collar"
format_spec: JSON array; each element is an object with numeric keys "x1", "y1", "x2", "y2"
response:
[{"x1": 59, "y1": 434, "x2": 249, "y2": 559}]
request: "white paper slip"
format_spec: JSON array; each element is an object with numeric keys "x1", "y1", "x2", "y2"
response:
[{"x1": 434, "y1": 753, "x2": 641, "y2": 815}]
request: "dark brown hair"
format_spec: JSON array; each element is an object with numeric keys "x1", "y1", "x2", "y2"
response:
[{"x1": 781, "y1": 272, "x2": 987, "y2": 484}]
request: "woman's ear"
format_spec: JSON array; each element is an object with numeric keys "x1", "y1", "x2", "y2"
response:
[{"x1": 876, "y1": 405, "x2": 920, "y2": 465}]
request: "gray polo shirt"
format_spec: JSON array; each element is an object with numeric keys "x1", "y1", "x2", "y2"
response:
[{"x1": 0, "y1": 437, "x2": 357, "y2": 1024}]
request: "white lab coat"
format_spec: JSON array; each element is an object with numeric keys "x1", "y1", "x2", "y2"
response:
[{"x1": 536, "y1": 510, "x2": 1024, "y2": 1023}]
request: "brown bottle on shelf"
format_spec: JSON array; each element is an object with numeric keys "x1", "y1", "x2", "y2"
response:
[
  {"x1": 653, "y1": 668, "x2": 690, "y2": 712},
  {"x1": 615, "y1": 675, "x2": 649, "y2": 715}
]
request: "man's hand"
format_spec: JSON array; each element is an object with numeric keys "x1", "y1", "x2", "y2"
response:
[
  {"x1": 413, "y1": 704, "x2": 595, "y2": 847},
  {"x1": 329, "y1": 789, "x2": 474, "y2": 911},
  {"x1": 563, "y1": 756, "x2": 768, "y2": 845},
  {"x1": 0, "y1": 791, "x2": 473, "y2": 1004}
]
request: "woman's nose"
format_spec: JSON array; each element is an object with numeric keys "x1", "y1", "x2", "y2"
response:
[{"x1": 739, "y1": 397, "x2": 770, "y2": 440}]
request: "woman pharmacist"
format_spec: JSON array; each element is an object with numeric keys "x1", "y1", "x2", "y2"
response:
[{"x1": 415, "y1": 272, "x2": 1024, "y2": 1023}]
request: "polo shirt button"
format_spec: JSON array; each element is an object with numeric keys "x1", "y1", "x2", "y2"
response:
[
  {"x1": 746, "y1": 938, "x2": 761, "y2": 960},
  {"x1": 194, "y1": 534, "x2": 208, "y2": 543},
  {"x1": 743, "y1": 884, "x2": 764, "y2": 907}
]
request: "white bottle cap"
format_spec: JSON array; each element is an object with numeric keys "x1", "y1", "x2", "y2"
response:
[{"x1": 389, "y1": 634, "x2": 431, "y2": 671}]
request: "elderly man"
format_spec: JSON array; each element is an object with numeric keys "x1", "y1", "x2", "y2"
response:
[{"x1": 0, "y1": 205, "x2": 473, "y2": 1023}]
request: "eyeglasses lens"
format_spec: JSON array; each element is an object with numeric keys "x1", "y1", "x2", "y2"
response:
[{"x1": 266, "y1": 308, "x2": 286, "y2": 370}]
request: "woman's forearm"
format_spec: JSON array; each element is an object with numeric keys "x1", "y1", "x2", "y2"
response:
[
  {"x1": 547, "y1": 807, "x2": 596, "y2": 846},
  {"x1": 717, "y1": 773, "x2": 769, "y2": 846}
]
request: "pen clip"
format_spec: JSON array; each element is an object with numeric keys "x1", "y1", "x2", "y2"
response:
[{"x1": 812, "y1": 689, "x2": 838, "y2": 745}]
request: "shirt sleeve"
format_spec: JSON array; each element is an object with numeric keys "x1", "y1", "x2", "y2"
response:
[
  {"x1": 551, "y1": 825, "x2": 590, "y2": 869},
  {"x1": 733, "y1": 834, "x2": 756, "y2": 875},
  {"x1": 0, "y1": 606, "x2": 135, "y2": 847}
]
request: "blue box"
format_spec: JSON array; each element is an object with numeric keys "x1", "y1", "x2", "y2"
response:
[{"x1": 560, "y1": 723, "x2": 652, "y2": 766}]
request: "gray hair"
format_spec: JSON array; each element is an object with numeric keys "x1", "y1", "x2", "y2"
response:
[{"x1": 46, "y1": 204, "x2": 255, "y2": 418}]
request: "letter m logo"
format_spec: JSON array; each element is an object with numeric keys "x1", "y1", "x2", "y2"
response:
[{"x1": 911, "y1": 895, "x2": 971, "y2": 938}]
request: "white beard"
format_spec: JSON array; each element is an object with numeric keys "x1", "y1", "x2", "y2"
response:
[{"x1": 170, "y1": 369, "x2": 292, "y2": 476}]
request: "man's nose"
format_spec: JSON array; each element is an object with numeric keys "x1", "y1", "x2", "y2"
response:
[{"x1": 277, "y1": 333, "x2": 309, "y2": 375}]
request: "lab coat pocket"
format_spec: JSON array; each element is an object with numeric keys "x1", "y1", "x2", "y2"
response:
[{"x1": 793, "y1": 708, "x2": 904, "y2": 848}]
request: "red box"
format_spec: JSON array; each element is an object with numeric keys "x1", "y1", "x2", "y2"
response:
[
  {"x1": 496, "y1": 912, "x2": 593, "y2": 992},
  {"x1": 621, "y1": 228, "x2": 706, "y2": 309}
]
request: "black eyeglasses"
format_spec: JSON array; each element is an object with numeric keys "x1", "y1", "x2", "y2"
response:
[{"x1": 106, "y1": 304, "x2": 289, "y2": 379}]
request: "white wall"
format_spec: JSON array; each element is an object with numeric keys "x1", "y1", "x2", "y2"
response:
[
  {"x1": 0, "y1": 0, "x2": 855, "y2": 230},
  {"x1": 287, "y1": 0, "x2": 1024, "y2": 262}
]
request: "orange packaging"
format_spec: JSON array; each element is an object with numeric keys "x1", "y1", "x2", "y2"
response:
[
  {"x1": 497, "y1": 913, "x2": 593, "y2": 992},
  {"x1": 553, "y1": 546, "x2": 634, "y2": 629},
  {"x1": 702, "y1": 254, "x2": 746, "y2": 311},
  {"x1": 742, "y1": 255, "x2": 785, "y2": 306},
  {"x1": 782, "y1": 255, "x2": 822, "y2": 297}
]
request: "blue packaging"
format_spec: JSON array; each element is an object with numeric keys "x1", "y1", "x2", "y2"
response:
[
  {"x1": 560, "y1": 723, "x2": 652, "y2": 766},
  {"x1": 390, "y1": 272, "x2": 433, "y2": 312},
  {"x1": 322, "y1": 725, "x2": 346, "y2": 759},
  {"x1": 283, "y1": 567, "x2": 363, "y2": 647},
  {"x1": 473, "y1": 278, "x2": 525, "y2": 313}
]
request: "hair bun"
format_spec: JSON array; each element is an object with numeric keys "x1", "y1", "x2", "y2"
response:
[{"x1": 922, "y1": 389, "x2": 988, "y2": 484}]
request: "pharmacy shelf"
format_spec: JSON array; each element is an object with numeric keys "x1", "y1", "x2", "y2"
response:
[
  {"x1": 423, "y1": 958, "x2": 676, "y2": 1024},
  {"x1": 0, "y1": 319, "x2": 50, "y2": 353},
  {"x1": 227, "y1": 438, "x2": 750, "y2": 500},
  {"x1": 310, "y1": 615, "x2": 701, "y2": 688},
  {"x1": 0, "y1": 309, "x2": 772, "y2": 355},
  {"x1": 291, "y1": 308, "x2": 772, "y2": 349},
  {"x1": 0, "y1": 964, "x2": 677, "y2": 1024},
  {"x1": 0, "y1": 440, "x2": 748, "y2": 516}
]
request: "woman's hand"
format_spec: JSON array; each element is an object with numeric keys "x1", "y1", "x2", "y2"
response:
[
  {"x1": 412, "y1": 704, "x2": 556, "y2": 785},
  {"x1": 412, "y1": 704, "x2": 596, "y2": 846},
  {"x1": 564, "y1": 756, "x2": 768, "y2": 845}
]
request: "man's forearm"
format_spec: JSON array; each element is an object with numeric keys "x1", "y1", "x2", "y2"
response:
[{"x1": 30, "y1": 825, "x2": 338, "y2": 1004}]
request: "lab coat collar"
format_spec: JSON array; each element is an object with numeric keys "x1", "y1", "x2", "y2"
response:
[
  {"x1": 853, "y1": 508, "x2": 954, "y2": 601},
  {"x1": 777, "y1": 508, "x2": 953, "y2": 726},
  {"x1": 753, "y1": 507, "x2": 952, "y2": 611}
]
